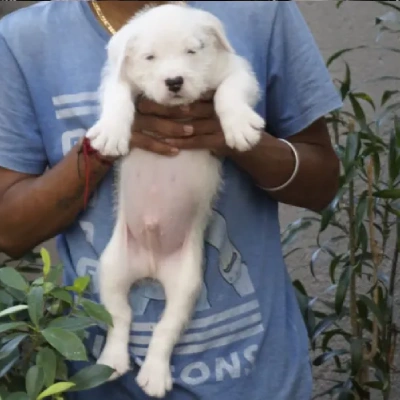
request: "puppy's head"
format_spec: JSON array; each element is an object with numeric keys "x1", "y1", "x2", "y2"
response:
[{"x1": 107, "y1": 4, "x2": 234, "y2": 105}]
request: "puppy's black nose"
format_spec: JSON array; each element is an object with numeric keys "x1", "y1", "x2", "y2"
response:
[{"x1": 165, "y1": 76, "x2": 184, "y2": 93}]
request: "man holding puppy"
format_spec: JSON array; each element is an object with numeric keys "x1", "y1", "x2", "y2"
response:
[{"x1": 0, "y1": 1, "x2": 342, "y2": 399}]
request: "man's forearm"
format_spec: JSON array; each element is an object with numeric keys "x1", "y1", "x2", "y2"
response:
[
  {"x1": 0, "y1": 143, "x2": 112, "y2": 258},
  {"x1": 231, "y1": 126, "x2": 340, "y2": 212}
]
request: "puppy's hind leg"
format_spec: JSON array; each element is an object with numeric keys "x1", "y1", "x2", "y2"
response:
[
  {"x1": 96, "y1": 209, "x2": 145, "y2": 379},
  {"x1": 136, "y1": 230, "x2": 203, "y2": 398}
]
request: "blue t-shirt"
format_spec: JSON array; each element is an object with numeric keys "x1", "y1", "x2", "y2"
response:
[{"x1": 0, "y1": 2, "x2": 342, "y2": 399}]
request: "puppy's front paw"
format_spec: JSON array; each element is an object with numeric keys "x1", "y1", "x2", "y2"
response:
[
  {"x1": 220, "y1": 106, "x2": 264, "y2": 152},
  {"x1": 136, "y1": 357, "x2": 173, "y2": 398},
  {"x1": 86, "y1": 121, "x2": 130, "y2": 157}
]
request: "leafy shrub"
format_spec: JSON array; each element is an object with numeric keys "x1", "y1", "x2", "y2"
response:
[
  {"x1": 283, "y1": 1, "x2": 400, "y2": 399},
  {"x1": 0, "y1": 249, "x2": 114, "y2": 399}
]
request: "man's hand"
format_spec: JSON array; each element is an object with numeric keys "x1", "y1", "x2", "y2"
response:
[{"x1": 131, "y1": 94, "x2": 232, "y2": 157}]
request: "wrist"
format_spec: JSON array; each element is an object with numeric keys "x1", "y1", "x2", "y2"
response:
[
  {"x1": 78, "y1": 137, "x2": 117, "y2": 167},
  {"x1": 229, "y1": 132, "x2": 297, "y2": 190}
]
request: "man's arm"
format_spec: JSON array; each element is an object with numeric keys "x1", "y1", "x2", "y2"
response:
[
  {"x1": 0, "y1": 144, "x2": 111, "y2": 259},
  {"x1": 231, "y1": 117, "x2": 340, "y2": 212}
]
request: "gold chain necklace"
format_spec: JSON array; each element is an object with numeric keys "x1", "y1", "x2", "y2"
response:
[
  {"x1": 91, "y1": 1, "x2": 117, "y2": 35},
  {"x1": 91, "y1": 1, "x2": 186, "y2": 36}
]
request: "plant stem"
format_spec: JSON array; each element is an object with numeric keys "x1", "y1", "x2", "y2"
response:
[
  {"x1": 365, "y1": 158, "x2": 379, "y2": 362},
  {"x1": 348, "y1": 179, "x2": 359, "y2": 338},
  {"x1": 387, "y1": 220, "x2": 399, "y2": 368}
]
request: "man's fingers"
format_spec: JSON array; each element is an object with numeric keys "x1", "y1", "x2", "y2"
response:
[
  {"x1": 165, "y1": 133, "x2": 225, "y2": 150},
  {"x1": 134, "y1": 115, "x2": 221, "y2": 137},
  {"x1": 134, "y1": 115, "x2": 194, "y2": 138},
  {"x1": 199, "y1": 90, "x2": 215, "y2": 102},
  {"x1": 137, "y1": 98, "x2": 215, "y2": 119},
  {"x1": 131, "y1": 132, "x2": 179, "y2": 156}
]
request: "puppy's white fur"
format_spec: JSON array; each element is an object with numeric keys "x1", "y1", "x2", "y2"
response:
[{"x1": 86, "y1": 4, "x2": 264, "y2": 398}]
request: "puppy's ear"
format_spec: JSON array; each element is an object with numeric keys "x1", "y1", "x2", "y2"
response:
[
  {"x1": 106, "y1": 25, "x2": 136, "y2": 81},
  {"x1": 201, "y1": 12, "x2": 234, "y2": 53}
]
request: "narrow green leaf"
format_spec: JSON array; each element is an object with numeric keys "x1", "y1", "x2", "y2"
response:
[
  {"x1": 28, "y1": 286, "x2": 44, "y2": 327},
  {"x1": 321, "y1": 329, "x2": 352, "y2": 352},
  {"x1": 357, "y1": 224, "x2": 368, "y2": 255},
  {"x1": 26, "y1": 365, "x2": 45, "y2": 400},
  {"x1": 0, "y1": 322, "x2": 28, "y2": 334},
  {"x1": 349, "y1": 93, "x2": 368, "y2": 131},
  {"x1": 376, "y1": 0, "x2": 400, "y2": 13},
  {"x1": 81, "y1": 299, "x2": 113, "y2": 327},
  {"x1": 344, "y1": 131, "x2": 360, "y2": 172},
  {"x1": 41, "y1": 328, "x2": 87, "y2": 361},
  {"x1": 389, "y1": 127, "x2": 399, "y2": 187},
  {"x1": 0, "y1": 267, "x2": 29, "y2": 292},
  {"x1": 350, "y1": 338, "x2": 363, "y2": 376},
  {"x1": 36, "y1": 348, "x2": 57, "y2": 388},
  {"x1": 309, "y1": 248, "x2": 322, "y2": 279},
  {"x1": 313, "y1": 349, "x2": 348, "y2": 366},
  {"x1": 0, "y1": 334, "x2": 28, "y2": 361},
  {"x1": 329, "y1": 255, "x2": 343, "y2": 283},
  {"x1": 40, "y1": 248, "x2": 51, "y2": 278},
  {"x1": 48, "y1": 316, "x2": 96, "y2": 331},
  {"x1": 358, "y1": 294, "x2": 385, "y2": 328},
  {"x1": 326, "y1": 46, "x2": 366, "y2": 68},
  {"x1": 69, "y1": 364, "x2": 115, "y2": 391},
  {"x1": 0, "y1": 348, "x2": 19, "y2": 378},
  {"x1": 36, "y1": 382, "x2": 76, "y2": 400},
  {"x1": 395, "y1": 115, "x2": 400, "y2": 148},
  {"x1": 353, "y1": 92, "x2": 375, "y2": 111},
  {"x1": 311, "y1": 314, "x2": 338, "y2": 343},
  {"x1": 355, "y1": 191, "x2": 367, "y2": 229},
  {"x1": 340, "y1": 62, "x2": 351, "y2": 100},
  {"x1": 281, "y1": 218, "x2": 315, "y2": 248},
  {"x1": 373, "y1": 189, "x2": 400, "y2": 199},
  {"x1": 0, "y1": 304, "x2": 28, "y2": 318},
  {"x1": 335, "y1": 265, "x2": 351, "y2": 315},
  {"x1": 381, "y1": 90, "x2": 399, "y2": 106}
]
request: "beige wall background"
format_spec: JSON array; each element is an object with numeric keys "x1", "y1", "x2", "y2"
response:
[{"x1": 0, "y1": 1, "x2": 399, "y2": 399}]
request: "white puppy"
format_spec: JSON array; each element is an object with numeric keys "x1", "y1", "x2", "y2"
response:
[{"x1": 86, "y1": 3, "x2": 264, "y2": 398}]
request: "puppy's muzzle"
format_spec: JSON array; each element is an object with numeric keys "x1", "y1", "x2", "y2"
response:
[{"x1": 165, "y1": 76, "x2": 184, "y2": 93}]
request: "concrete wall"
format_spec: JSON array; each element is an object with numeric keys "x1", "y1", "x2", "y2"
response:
[{"x1": 1, "y1": 1, "x2": 399, "y2": 398}]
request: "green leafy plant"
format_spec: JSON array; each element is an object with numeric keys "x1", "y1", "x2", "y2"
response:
[
  {"x1": 0, "y1": 248, "x2": 114, "y2": 399},
  {"x1": 282, "y1": 1, "x2": 400, "y2": 399}
]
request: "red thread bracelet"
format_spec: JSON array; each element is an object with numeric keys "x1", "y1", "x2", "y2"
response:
[{"x1": 80, "y1": 137, "x2": 114, "y2": 209}]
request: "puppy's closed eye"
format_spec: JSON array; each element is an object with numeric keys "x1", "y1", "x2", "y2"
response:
[{"x1": 186, "y1": 40, "x2": 205, "y2": 55}]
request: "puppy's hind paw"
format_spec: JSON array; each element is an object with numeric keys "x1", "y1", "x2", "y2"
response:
[
  {"x1": 97, "y1": 348, "x2": 131, "y2": 380},
  {"x1": 136, "y1": 357, "x2": 173, "y2": 398}
]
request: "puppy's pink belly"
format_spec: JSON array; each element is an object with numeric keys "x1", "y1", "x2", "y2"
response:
[
  {"x1": 121, "y1": 150, "x2": 216, "y2": 257},
  {"x1": 126, "y1": 194, "x2": 197, "y2": 255}
]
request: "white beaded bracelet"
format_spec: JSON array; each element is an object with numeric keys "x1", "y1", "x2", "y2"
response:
[{"x1": 260, "y1": 138, "x2": 300, "y2": 192}]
